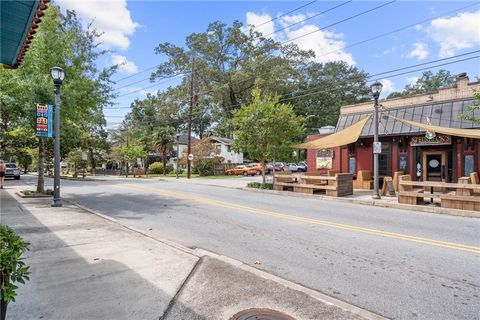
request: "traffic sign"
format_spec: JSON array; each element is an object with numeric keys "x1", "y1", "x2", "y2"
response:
[{"x1": 188, "y1": 154, "x2": 194, "y2": 161}]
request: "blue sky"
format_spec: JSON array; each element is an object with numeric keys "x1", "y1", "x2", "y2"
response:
[{"x1": 56, "y1": 1, "x2": 480, "y2": 128}]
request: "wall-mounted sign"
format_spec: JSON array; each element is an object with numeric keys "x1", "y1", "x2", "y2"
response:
[
  {"x1": 410, "y1": 134, "x2": 451, "y2": 146},
  {"x1": 35, "y1": 104, "x2": 53, "y2": 138},
  {"x1": 373, "y1": 142, "x2": 382, "y2": 154},
  {"x1": 316, "y1": 149, "x2": 333, "y2": 169}
]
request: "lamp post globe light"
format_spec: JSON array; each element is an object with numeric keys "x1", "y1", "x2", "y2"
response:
[
  {"x1": 370, "y1": 81, "x2": 383, "y2": 200},
  {"x1": 50, "y1": 67, "x2": 65, "y2": 207}
]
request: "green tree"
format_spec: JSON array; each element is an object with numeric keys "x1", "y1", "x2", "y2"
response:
[
  {"x1": 152, "y1": 126, "x2": 175, "y2": 176},
  {"x1": 232, "y1": 89, "x2": 305, "y2": 183},
  {"x1": 121, "y1": 144, "x2": 147, "y2": 177},
  {"x1": 459, "y1": 91, "x2": 480, "y2": 124},
  {"x1": 387, "y1": 70, "x2": 455, "y2": 99},
  {"x1": 293, "y1": 61, "x2": 370, "y2": 128},
  {"x1": 151, "y1": 20, "x2": 311, "y2": 137},
  {"x1": 15, "y1": 6, "x2": 116, "y2": 192}
]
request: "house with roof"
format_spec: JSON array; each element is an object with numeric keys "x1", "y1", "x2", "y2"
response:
[
  {"x1": 301, "y1": 73, "x2": 480, "y2": 183},
  {"x1": 207, "y1": 136, "x2": 243, "y2": 164}
]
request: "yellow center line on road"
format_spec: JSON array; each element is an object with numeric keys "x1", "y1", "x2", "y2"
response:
[{"x1": 112, "y1": 183, "x2": 480, "y2": 255}]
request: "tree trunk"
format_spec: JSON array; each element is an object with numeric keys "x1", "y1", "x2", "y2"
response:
[
  {"x1": 162, "y1": 152, "x2": 167, "y2": 176},
  {"x1": 36, "y1": 137, "x2": 45, "y2": 193},
  {"x1": 261, "y1": 160, "x2": 266, "y2": 184}
]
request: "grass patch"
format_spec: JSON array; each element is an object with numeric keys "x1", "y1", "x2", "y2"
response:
[
  {"x1": 247, "y1": 182, "x2": 273, "y2": 190},
  {"x1": 19, "y1": 189, "x2": 53, "y2": 197}
]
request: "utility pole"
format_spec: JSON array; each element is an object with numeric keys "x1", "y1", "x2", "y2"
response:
[{"x1": 187, "y1": 53, "x2": 195, "y2": 179}]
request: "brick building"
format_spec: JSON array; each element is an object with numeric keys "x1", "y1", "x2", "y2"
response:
[{"x1": 303, "y1": 73, "x2": 480, "y2": 182}]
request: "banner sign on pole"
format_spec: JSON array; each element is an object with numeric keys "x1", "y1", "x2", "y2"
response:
[{"x1": 36, "y1": 104, "x2": 53, "y2": 138}]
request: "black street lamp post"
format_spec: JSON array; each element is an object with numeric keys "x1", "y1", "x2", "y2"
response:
[
  {"x1": 50, "y1": 66, "x2": 65, "y2": 207},
  {"x1": 370, "y1": 81, "x2": 383, "y2": 200}
]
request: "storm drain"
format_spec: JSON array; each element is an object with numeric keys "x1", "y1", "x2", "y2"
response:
[{"x1": 230, "y1": 308, "x2": 296, "y2": 320}]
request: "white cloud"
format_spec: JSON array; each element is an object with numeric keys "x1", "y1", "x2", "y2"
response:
[
  {"x1": 278, "y1": 13, "x2": 308, "y2": 29},
  {"x1": 406, "y1": 76, "x2": 418, "y2": 86},
  {"x1": 373, "y1": 46, "x2": 396, "y2": 58},
  {"x1": 380, "y1": 79, "x2": 395, "y2": 95},
  {"x1": 58, "y1": 0, "x2": 139, "y2": 50},
  {"x1": 245, "y1": 12, "x2": 275, "y2": 39},
  {"x1": 244, "y1": 12, "x2": 355, "y2": 65},
  {"x1": 407, "y1": 42, "x2": 429, "y2": 60},
  {"x1": 426, "y1": 10, "x2": 480, "y2": 58},
  {"x1": 111, "y1": 54, "x2": 138, "y2": 74},
  {"x1": 285, "y1": 25, "x2": 355, "y2": 65}
]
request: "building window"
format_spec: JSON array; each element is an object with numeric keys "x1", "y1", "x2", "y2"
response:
[
  {"x1": 464, "y1": 154, "x2": 475, "y2": 176},
  {"x1": 348, "y1": 157, "x2": 356, "y2": 174},
  {"x1": 227, "y1": 145, "x2": 231, "y2": 152}
]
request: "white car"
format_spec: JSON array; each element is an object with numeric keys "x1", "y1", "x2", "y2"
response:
[
  {"x1": 5, "y1": 163, "x2": 20, "y2": 180},
  {"x1": 287, "y1": 163, "x2": 299, "y2": 172}
]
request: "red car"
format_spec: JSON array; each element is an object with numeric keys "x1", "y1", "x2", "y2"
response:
[{"x1": 226, "y1": 165, "x2": 258, "y2": 176}]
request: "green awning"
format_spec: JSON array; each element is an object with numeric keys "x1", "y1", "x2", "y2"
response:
[{"x1": 0, "y1": 0, "x2": 47, "y2": 67}]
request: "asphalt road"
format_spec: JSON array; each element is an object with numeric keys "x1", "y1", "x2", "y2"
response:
[{"x1": 12, "y1": 175, "x2": 480, "y2": 320}]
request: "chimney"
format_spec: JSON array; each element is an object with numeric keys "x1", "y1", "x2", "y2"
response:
[{"x1": 456, "y1": 72, "x2": 469, "y2": 89}]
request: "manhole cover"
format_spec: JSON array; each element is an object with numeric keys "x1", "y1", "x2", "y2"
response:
[{"x1": 230, "y1": 308, "x2": 296, "y2": 320}]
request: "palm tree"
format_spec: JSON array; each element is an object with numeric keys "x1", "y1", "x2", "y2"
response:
[{"x1": 152, "y1": 126, "x2": 175, "y2": 176}]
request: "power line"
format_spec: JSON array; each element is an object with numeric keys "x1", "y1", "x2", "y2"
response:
[
  {"x1": 368, "y1": 50, "x2": 480, "y2": 79},
  {"x1": 114, "y1": 71, "x2": 186, "y2": 92},
  {"x1": 106, "y1": 52, "x2": 479, "y2": 110},
  {"x1": 112, "y1": 0, "x2": 320, "y2": 84},
  {"x1": 262, "y1": 1, "x2": 352, "y2": 38},
  {"x1": 113, "y1": 2, "x2": 345, "y2": 91},
  {"x1": 278, "y1": 55, "x2": 479, "y2": 104},
  {"x1": 256, "y1": 0, "x2": 318, "y2": 28},
  {"x1": 281, "y1": 1, "x2": 397, "y2": 45},
  {"x1": 111, "y1": 1, "x2": 395, "y2": 96},
  {"x1": 318, "y1": 2, "x2": 480, "y2": 59},
  {"x1": 116, "y1": 73, "x2": 184, "y2": 98}
]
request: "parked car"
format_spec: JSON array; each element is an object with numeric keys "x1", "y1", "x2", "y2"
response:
[
  {"x1": 287, "y1": 163, "x2": 299, "y2": 172},
  {"x1": 5, "y1": 163, "x2": 20, "y2": 180},
  {"x1": 247, "y1": 163, "x2": 267, "y2": 175},
  {"x1": 297, "y1": 162, "x2": 308, "y2": 172},
  {"x1": 266, "y1": 162, "x2": 285, "y2": 172},
  {"x1": 226, "y1": 165, "x2": 258, "y2": 176}
]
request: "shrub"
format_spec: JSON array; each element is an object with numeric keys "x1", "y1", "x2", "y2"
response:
[
  {"x1": 193, "y1": 159, "x2": 215, "y2": 176},
  {"x1": 148, "y1": 162, "x2": 173, "y2": 174},
  {"x1": 247, "y1": 182, "x2": 273, "y2": 190},
  {"x1": 0, "y1": 225, "x2": 30, "y2": 306}
]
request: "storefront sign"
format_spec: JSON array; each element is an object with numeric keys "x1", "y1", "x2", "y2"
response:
[
  {"x1": 35, "y1": 104, "x2": 53, "y2": 138},
  {"x1": 410, "y1": 134, "x2": 451, "y2": 146},
  {"x1": 316, "y1": 149, "x2": 333, "y2": 169}
]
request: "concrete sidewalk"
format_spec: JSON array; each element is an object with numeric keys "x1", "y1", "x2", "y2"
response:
[{"x1": 0, "y1": 189, "x2": 384, "y2": 320}]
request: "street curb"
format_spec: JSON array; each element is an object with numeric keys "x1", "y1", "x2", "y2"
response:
[
  {"x1": 238, "y1": 187, "x2": 480, "y2": 218},
  {"x1": 62, "y1": 198, "x2": 387, "y2": 320}
]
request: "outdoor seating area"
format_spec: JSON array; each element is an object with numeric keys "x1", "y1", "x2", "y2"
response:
[
  {"x1": 398, "y1": 175, "x2": 480, "y2": 211},
  {"x1": 274, "y1": 172, "x2": 353, "y2": 197}
]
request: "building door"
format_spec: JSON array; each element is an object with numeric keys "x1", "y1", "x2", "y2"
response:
[{"x1": 423, "y1": 151, "x2": 446, "y2": 182}]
